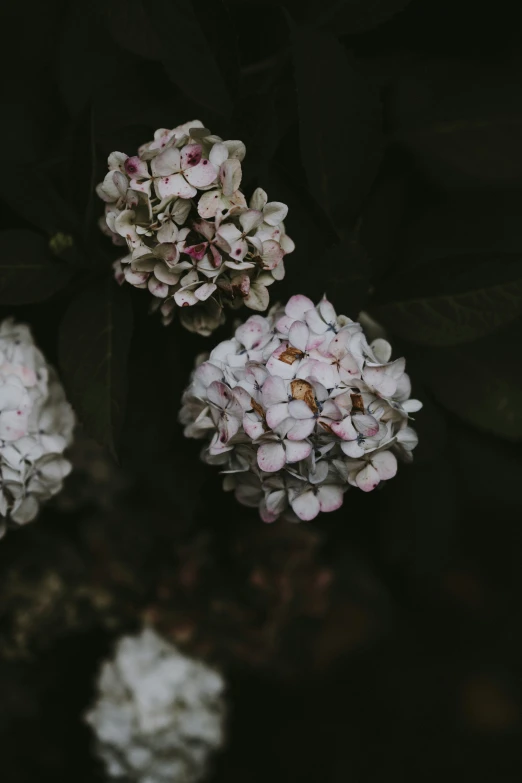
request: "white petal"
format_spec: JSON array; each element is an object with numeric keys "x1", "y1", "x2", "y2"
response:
[
  {"x1": 288, "y1": 399, "x2": 314, "y2": 420},
  {"x1": 284, "y1": 439, "x2": 312, "y2": 463},
  {"x1": 185, "y1": 159, "x2": 218, "y2": 187},
  {"x1": 244, "y1": 283, "x2": 269, "y2": 312},
  {"x1": 352, "y1": 413, "x2": 379, "y2": 437},
  {"x1": 372, "y1": 450, "x2": 397, "y2": 480},
  {"x1": 156, "y1": 172, "x2": 196, "y2": 199},
  {"x1": 331, "y1": 416, "x2": 358, "y2": 441},
  {"x1": 266, "y1": 402, "x2": 289, "y2": 429},
  {"x1": 261, "y1": 375, "x2": 287, "y2": 406},
  {"x1": 148, "y1": 277, "x2": 169, "y2": 298},
  {"x1": 402, "y1": 398, "x2": 423, "y2": 413},
  {"x1": 290, "y1": 490, "x2": 320, "y2": 521},
  {"x1": 249, "y1": 187, "x2": 267, "y2": 211},
  {"x1": 220, "y1": 158, "x2": 242, "y2": 196},
  {"x1": 257, "y1": 441, "x2": 286, "y2": 472},
  {"x1": 285, "y1": 418, "x2": 315, "y2": 441},
  {"x1": 151, "y1": 146, "x2": 181, "y2": 177},
  {"x1": 263, "y1": 201, "x2": 288, "y2": 226},
  {"x1": 317, "y1": 485, "x2": 344, "y2": 513},
  {"x1": 285, "y1": 294, "x2": 315, "y2": 320},
  {"x1": 195, "y1": 282, "x2": 217, "y2": 301},
  {"x1": 371, "y1": 338, "x2": 392, "y2": 363},
  {"x1": 174, "y1": 288, "x2": 198, "y2": 307},
  {"x1": 209, "y1": 142, "x2": 229, "y2": 167},
  {"x1": 288, "y1": 320, "x2": 309, "y2": 353},
  {"x1": 239, "y1": 209, "x2": 263, "y2": 233},
  {"x1": 355, "y1": 463, "x2": 380, "y2": 492}
]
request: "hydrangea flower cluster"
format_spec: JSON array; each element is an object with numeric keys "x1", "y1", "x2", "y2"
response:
[
  {"x1": 180, "y1": 295, "x2": 422, "y2": 522},
  {"x1": 97, "y1": 119, "x2": 294, "y2": 336},
  {"x1": 85, "y1": 628, "x2": 226, "y2": 783},
  {"x1": 0, "y1": 319, "x2": 75, "y2": 535}
]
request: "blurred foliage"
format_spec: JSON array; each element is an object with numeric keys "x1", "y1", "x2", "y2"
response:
[{"x1": 0, "y1": 0, "x2": 521, "y2": 780}]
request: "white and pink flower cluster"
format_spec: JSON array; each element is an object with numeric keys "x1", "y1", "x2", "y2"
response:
[
  {"x1": 97, "y1": 120, "x2": 294, "y2": 336},
  {"x1": 0, "y1": 319, "x2": 75, "y2": 534},
  {"x1": 180, "y1": 295, "x2": 421, "y2": 522}
]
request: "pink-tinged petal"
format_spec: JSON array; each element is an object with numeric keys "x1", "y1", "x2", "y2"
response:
[
  {"x1": 243, "y1": 412, "x2": 265, "y2": 440},
  {"x1": 298, "y1": 359, "x2": 337, "y2": 389},
  {"x1": 174, "y1": 288, "x2": 198, "y2": 307},
  {"x1": 184, "y1": 242, "x2": 208, "y2": 261},
  {"x1": 291, "y1": 490, "x2": 320, "y2": 521},
  {"x1": 153, "y1": 262, "x2": 180, "y2": 285},
  {"x1": 239, "y1": 209, "x2": 263, "y2": 233},
  {"x1": 266, "y1": 402, "x2": 290, "y2": 430},
  {"x1": 191, "y1": 218, "x2": 215, "y2": 241},
  {"x1": 285, "y1": 418, "x2": 315, "y2": 441},
  {"x1": 217, "y1": 411, "x2": 240, "y2": 444},
  {"x1": 288, "y1": 320, "x2": 309, "y2": 353},
  {"x1": 148, "y1": 277, "x2": 169, "y2": 298},
  {"x1": 181, "y1": 143, "x2": 202, "y2": 168},
  {"x1": 207, "y1": 380, "x2": 232, "y2": 409},
  {"x1": 340, "y1": 440, "x2": 365, "y2": 458},
  {"x1": 124, "y1": 266, "x2": 149, "y2": 286},
  {"x1": 280, "y1": 232, "x2": 295, "y2": 254},
  {"x1": 339, "y1": 354, "x2": 361, "y2": 381},
  {"x1": 209, "y1": 142, "x2": 228, "y2": 167},
  {"x1": 263, "y1": 201, "x2": 288, "y2": 226},
  {"x1": 220, "y1": 158, "x2": 242, "y2": 196},
  {"x1": 236, "y1": 316, "x2": 269, "y2": 351},
  {"x1": 260, "y1": 503, "x2": 279, "y2": 523},
  {"x1": 216, "y1": 222, "x2": 242, "y2": 249},
  {"x1": 285, "y1": 294, "x2": 315, "y2": 320},
  {"x1": 185, "y1": 158, "x2": 218, "y2": 187},
  {"x1": 372, "y1": 450, "x2": 397, "y2": 480},
  {"x1": 194, "y1": 362, "x2": 222, "y2": 389},
  {"x1": 288, "y1": 399, "x2": 314, "y2": 420},
  {"x1": 156, "y1": 172, "x2": 196, "y2": 199},
  {"x1": 355, "y1": 463, "x2": 380, "y2": 492},
  {"x1": 124, "y1": 156, "x2": 149, "y2": 180},
  {"x1": 151, "y1": 146, "x2": 181, "y2": 177},
  {"x1": 260, "y1": 239, "x2": 284, "y2": 270},
  {"x1": 275, "y1": 314, "x2": 294, "y2": 336},
  {"x1": 261, "y1": 375, "x2": 287, "y2": 406},
  {"x1": 331, "y1": 416, "x2": 358, "y2": 441},
  {"x1": 352, "y1": 413, "x2": 379, "y2": 437},
  {"x1": 209, "y1": 244, "x2": 222, "y2": 268},
  {"x1": 195, "y1": 282, "x2": 217, "y2": 301},
  {"x1": 317, "y1": 485, "x2": 344, "y2": 513},
  {"x1": 328, "y1": 330, "x2": 351, "y2": 359},
  {"x1": 284, "y1": 438, "x2": 312, "y2": 463},
  {"x1": 257, "y1": 441, "x2": 286, "y2": 472}
]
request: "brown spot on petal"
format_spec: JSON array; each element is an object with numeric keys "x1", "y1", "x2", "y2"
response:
[
  {"x1": 278, "y1": 346, "x2": 304, "y2": 365},
  {"x1": 350, "y1": 393, "x2": 365, "y2": 414},
  {"x1": 319, "y1": 421, "x2": 334, "y2": 434},
  {"x1": 291, "y1": 379, "x2": 318, "y2": 413},
  {"x1": 251, "y1": 397, "x2": 270, "y2": 432}
]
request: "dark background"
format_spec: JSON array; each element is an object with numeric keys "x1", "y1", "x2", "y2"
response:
[{"x1": 0, "y1": 0, "x2": 521, "y2": 780}]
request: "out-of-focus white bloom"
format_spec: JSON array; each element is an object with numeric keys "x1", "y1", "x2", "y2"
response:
[
  {"x1": 0, "y1": 319, "x2": 75, "y2": 536},
  {"x1": 97, "y1": 120, "x2": 294, "y2": 335},
  {"x1": 179, "y1": 295, "x2": 422, "y2": 523},
  {"x1": 85, "y1": 628, "x2": 226, "y2": 783}
]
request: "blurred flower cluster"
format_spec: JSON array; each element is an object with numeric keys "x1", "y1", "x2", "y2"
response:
[
  {"x1": 180, "y1": 295, "x2": 421, "y2": 522},
  {"x1": 97, "y1": 120, "x2": 294, "y2": 335},
  {"x1": 85, "y1": 628, "x2": 226, "y2": 783},
  {"x1": 0, "y1": 319, "x2": 75, "y2": 533}
]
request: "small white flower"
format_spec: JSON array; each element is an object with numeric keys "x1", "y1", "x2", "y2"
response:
[
  {"x1": 97, "y1": 120, "x2": 294, "y2": 335},
  {"x1": 85, "y1": 627, "x2": 226, "y2": 783},
  {"x1": 0, "y1": 319, "x2": 75, "y2": 537},
  {"x1": 180, "y1": 295, "x2": 422, "y2": 523}
]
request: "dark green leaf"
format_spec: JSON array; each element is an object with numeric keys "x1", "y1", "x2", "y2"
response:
[
  {"x1": 411, "y1": 326, "x2": 522, "y2": 441},
  {"x1": 59, "y1": 278, "x2": 133, "y2": 456},
  {"x1": 143, "y1": 0, "x2": 233, "y2": 118},
  {"x1": 292, "y1": 26, "x2": 383, "y2": 232},
  {"x1": 373, "y1": 255, "x2": 522, "y2": 346},
  {"x1": 0, "y1": 230, "x2": 73, "y2": 305}
]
